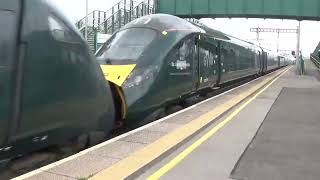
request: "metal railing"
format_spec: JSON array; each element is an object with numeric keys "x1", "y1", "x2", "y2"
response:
[
  {"x1": 76, "y1": 10, "x2": 107, "y2": 31},
  {"x1": 94, "y1": 0, "x2": 155, "y2": 35},
  {"x1": 310, "y1": 53, "x2": 320, "y2": 69},
  {"x1": 76, "y1": 0, "x2": 139, "y2": 30},
  {"x1": 76, "y1": 0, "x2": 154, "y2": 37},
  {"x1": 77, "y1": 0, "x2": 155, "y2": 52}
]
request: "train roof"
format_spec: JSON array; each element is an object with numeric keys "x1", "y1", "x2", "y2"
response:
[
  {"x1": 123, "y1": 14, "x2": 273, "y2": 51},
  {"x1": 188, "y1": 18, "x2": 258, "y2": 48},
  {"x1": 123, "y1": 14, "x2": 231, "y2": 40},
  {"x1": 123, "y1": 14, "x2": 200, "y2": 33}
]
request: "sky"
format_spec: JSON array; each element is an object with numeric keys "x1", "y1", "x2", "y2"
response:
[{"x1": 50, "y1": 0, "x2": 320, "y2": 56}]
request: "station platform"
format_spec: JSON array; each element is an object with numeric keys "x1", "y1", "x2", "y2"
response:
[{"x1": 15, "y1": 60, "x2": 320, "y2": 180}]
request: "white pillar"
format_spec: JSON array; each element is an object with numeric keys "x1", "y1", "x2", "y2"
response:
[
  {"x1": 277, "y1": 29, "x2": 280, "y2": 53},
  {"x1": 256, "y1": 27, "x2": 260, "y2": 45},
  {"x1": 85, "y1": 0, "x2": 89, "y2": 40},
  {"x1": 296, "y1": 21, "x2": 301, "y2": 75}
]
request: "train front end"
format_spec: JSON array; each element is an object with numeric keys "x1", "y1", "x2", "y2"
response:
[
  {"x1": 97, "y1": 26, "x2": 162, "y2": 125},
  {"x1": 96, "y1": 14, "x2": 199, "y2": 126}
]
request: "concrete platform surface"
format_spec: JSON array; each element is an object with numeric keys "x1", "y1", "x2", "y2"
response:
[
  {"x1": 137, "y1": 61, "x2": 320, "y2": 180},
  {"x1": 231, "y1": 87, "x2": 320, "y2": 180}
]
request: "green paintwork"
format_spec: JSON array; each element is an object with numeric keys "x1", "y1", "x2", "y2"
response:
[
  {"x1": 218, "y1": 39, "x2": 260, "y2": 84},
  {"x1": 198, "y1": 35, "x2": 219, "y2": 88},
  {"x1": 156, "y1": 0, "x2": 320, "y2": 20},
  {"x1": 0, "y1": 0, "x2": 115, "y2": 161},
  {"x1": 0, "y1": 0, "x2": 20, "y2": 153}
]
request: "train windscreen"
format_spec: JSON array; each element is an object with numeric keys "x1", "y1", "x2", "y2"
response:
[{"x1": 98, "y1": 28, "x2": 157, "y2": 64}]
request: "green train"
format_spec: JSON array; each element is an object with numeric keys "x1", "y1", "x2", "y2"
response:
[
  {"x1": 96, "y1": 14, "x2": 289, "y2": 127},
  {"x1": 0, "y1": 0, "x2": 288, "y2": 171},
  {"x1": 0, "y1": 0, "x2": 115, "y2": 168}
]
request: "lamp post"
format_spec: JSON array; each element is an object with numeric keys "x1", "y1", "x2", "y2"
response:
[{"x1": 85, "y1": 0, "x2": 88, "y2": 40}]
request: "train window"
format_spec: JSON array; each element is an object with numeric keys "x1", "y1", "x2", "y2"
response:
[
  {"x1": 99, "y1": 28, "x2": 157, "y2": 64},
  {"x1": 178, "y1": 38, "x2": 194, "y2": 61},
  {"x1": 48, "y1": 15, "x2": 79, "y2": 43},
  {"x1": 168, "y1": 37, "x2": 194, "y2": 72},
  {"x1": 222, "y1": 45, "x2": 237, "y2": 72}
]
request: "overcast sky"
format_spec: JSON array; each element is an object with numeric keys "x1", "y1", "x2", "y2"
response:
[{"x1": 50, "y1": 0, "x2": 320, "y2": 56}]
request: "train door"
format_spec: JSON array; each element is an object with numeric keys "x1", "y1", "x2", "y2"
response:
[
  {"x1": 192, "y1": 34, "x2": 200, "y2": 91},
  {"x1": 166, "y1": 34, "x2": 195, "y2": 98},
  {"x1": 198, "y1": 35, "x2": 219, "y2": 89},
  {"x1": 258, "y1": 51, "x2": 263, "y2": 74},
  {"x1": 215, "y1": 41, "x2": 232, "y2": 85},
  {"x1": 216, "y1": 42, "x2": 222, "y2": 85},
  {"x1": 262, "y1": 51, "x2": 268, "y2": 73},
  {"x1": 0, "y1": 0, "x2": 20, "y2": 148}
]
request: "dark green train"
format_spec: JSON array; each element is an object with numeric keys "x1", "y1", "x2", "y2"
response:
[
  {"x1": 96, "y1": 14, "x2": 288, "y2": 127},
  {"x1": 0, "y1": 0, "x2": 115, "y2": 168}
]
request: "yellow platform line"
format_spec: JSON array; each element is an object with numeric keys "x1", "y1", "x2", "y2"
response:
[
  {"x1": 91, "y1": 67, "x2": 290, "y2": 180},
  {"x1": 148, "y1": 67, "x2": 290, "y2": 179}
]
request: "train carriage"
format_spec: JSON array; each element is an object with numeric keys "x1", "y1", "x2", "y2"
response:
[{"x1": 0, "y1": 0, "x2": 115, "y2": 166}]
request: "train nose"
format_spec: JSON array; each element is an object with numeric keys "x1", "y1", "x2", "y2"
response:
[{"x1": 100, "y1": 64, "x2": 137, "y2": 87}]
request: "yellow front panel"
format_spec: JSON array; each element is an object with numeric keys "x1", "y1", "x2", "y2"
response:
[{"x1": 100, "y1": 64, "x2": 136, "y2": 86}]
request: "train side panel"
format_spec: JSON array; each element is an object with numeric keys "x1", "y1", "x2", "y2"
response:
[
  {"x1": 125, "y1": 33, "x2": 220, "y2": 124},
  {"x1": 0, "y1": 0, "x2": 20, "y2": 150},
  {"x1": 163, "y1": 34, "x2": 197, "y2": 100},
  {"x1": 197, "y1": 34, "x2": 219, "y2": 89},
  {"x1": 219, "y1": 41, "x2": 260, "y2": 84},
  {"x1": 1, "y1": 0, "x2": 115, "y2": 160}
]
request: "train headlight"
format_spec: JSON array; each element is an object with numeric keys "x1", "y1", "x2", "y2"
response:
[
  {"x1": 122, "y1": 66, "x2": 158, "y2": 89},
  {"x1": 134, "y1": 76, "x2": 143, "y2": 85}
]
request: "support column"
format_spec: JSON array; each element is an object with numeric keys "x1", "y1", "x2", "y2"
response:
[{"x1": 296, "y1": 21, "x2": 301, "y2": 75}]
